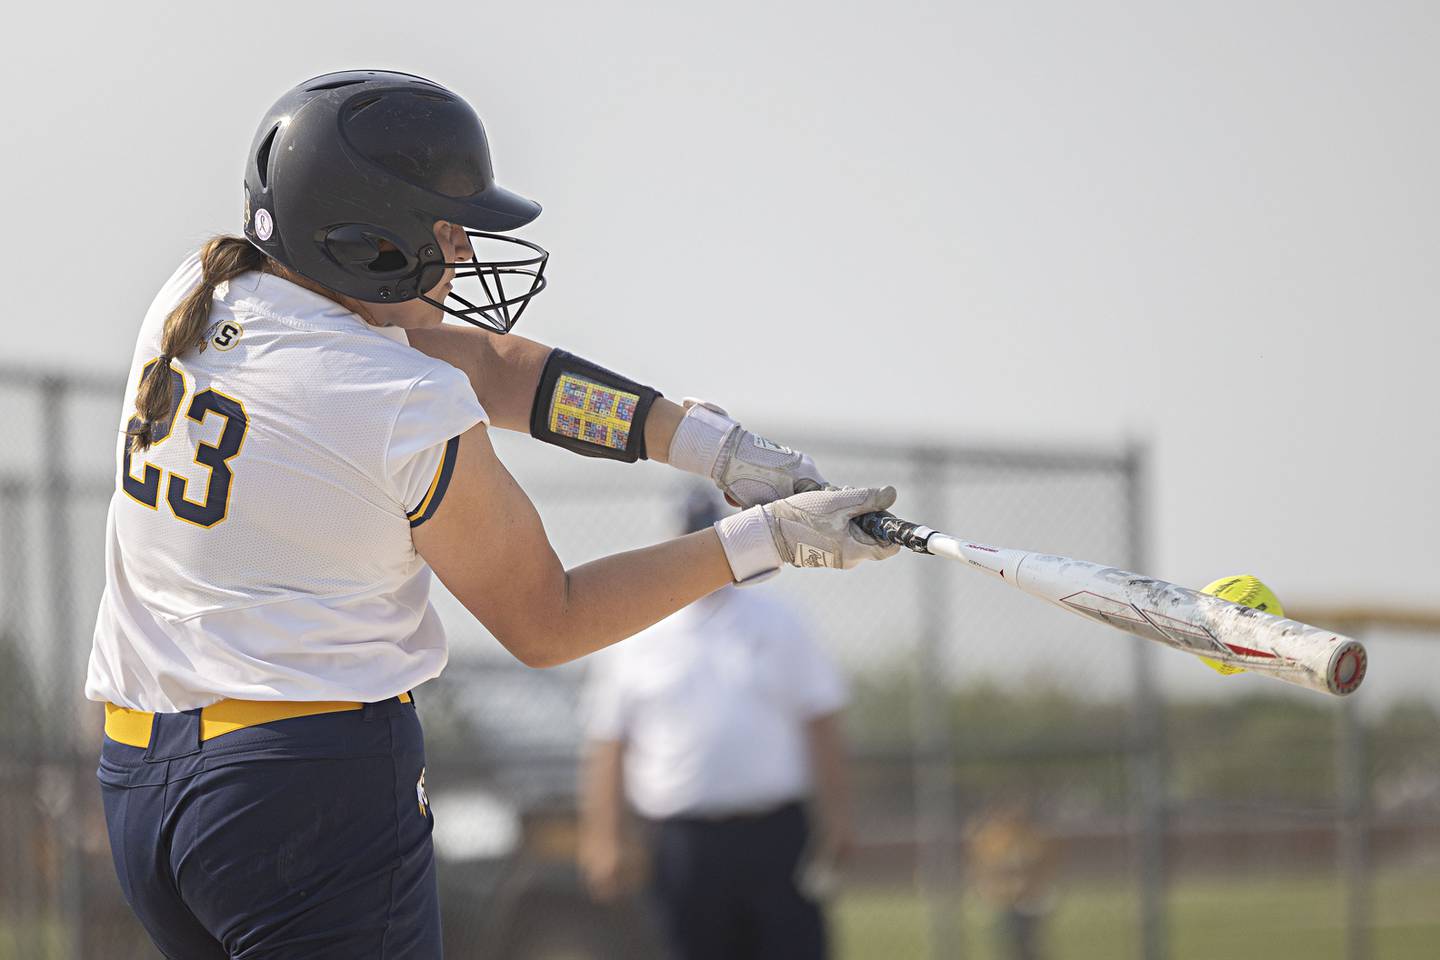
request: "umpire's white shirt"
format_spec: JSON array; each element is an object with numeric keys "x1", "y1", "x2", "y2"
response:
[
  {"x1": 584, "y1": 587, "x2": 847, "y2": 820},
  {"x1": 86, "y1": 254, "x2": 486, "y2": 713}
]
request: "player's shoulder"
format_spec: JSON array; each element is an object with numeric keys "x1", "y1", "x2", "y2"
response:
[
  {"x1": 158, "y1": 250, "x2": 205, "y2": 305},
  {"x1": 220, "y1": 264, "x2": 470, "y2": 395},
  {"x1": 136, "y1": 251, "x2": 205, "y2": 340}
]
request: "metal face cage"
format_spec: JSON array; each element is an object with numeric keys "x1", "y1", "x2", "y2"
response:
[{"x1": 421, "y1": 230, "x2": 549, "y2": 334}]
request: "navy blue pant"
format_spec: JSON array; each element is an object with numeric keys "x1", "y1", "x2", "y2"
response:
[
  {"x1": 97, "y1": 696, "x2": 441, "y2": 959},
  {"x1": 650, "y1": 803, "x2": 827, "y2": 960}
]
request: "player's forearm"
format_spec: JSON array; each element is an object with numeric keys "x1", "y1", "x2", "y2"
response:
[
  {"x1": 578, "y1": 739, "x2": 629, "y2": 901},
  {"x1": 642, "y1": 397, "x2": 683, "y2": 465},
  {"x1": 807, "y1": 712, "x2": 853, "y2": 841},
  {"x1": 580, "y1": 740, "x2": 626, "y2": 840},
  {"x1": 503, "y1": 530, "x2": 732, "y2": 668}
]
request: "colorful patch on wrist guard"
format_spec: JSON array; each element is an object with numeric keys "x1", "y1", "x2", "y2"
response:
[
  {"x1": 553, "y1": 375, "x2": 637, "y2": 449},
  {"x1": 530, "y1": 350, "x2": 660, "y2": 461}
]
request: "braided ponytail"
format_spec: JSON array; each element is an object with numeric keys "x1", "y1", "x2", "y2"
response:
[{"x1": 128, "y1": 237, "x2": 266, "y2": 452}]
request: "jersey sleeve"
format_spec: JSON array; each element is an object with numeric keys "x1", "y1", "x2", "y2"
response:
[{"x1": 384, "y1": 362, "x2": 488, "y2": 527}]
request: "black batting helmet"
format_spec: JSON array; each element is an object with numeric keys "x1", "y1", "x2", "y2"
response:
[{"x1": 242, "y1": 70, "x2": 546, "y2": 332}]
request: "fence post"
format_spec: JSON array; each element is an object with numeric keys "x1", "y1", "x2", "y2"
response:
[
  {"x1": 1337, "y1": 627, "x2": 1370, "y2": 960},
  {"x1": 910, "y1": 448, "x2": 963, "y2": 959},
  {"x1": 1125, "y1": 442, "x2": 1167, "y2": 960},
  {"x1": 39, "y1": 376, "x2": 78, "y2": 734},
  {"x1": 0, "y1": 480, "x2": 28, "y2": 642},
  {"x1": 0, "y1": 477, "x2": 41, "y2": 959},
  {"x1": 40, "y1": 376, "x2": 84, "y2": 960}
]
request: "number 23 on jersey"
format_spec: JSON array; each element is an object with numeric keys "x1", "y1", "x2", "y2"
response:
[{"x1": 122, "y1": 359, "x2": 249, "y2": 529}]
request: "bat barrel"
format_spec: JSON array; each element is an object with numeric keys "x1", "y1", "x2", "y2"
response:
[{"x1": 853, "y1": 508, "x2": 1369, "y2": 698}]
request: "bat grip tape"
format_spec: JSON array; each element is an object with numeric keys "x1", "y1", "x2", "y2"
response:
[
  {"x1": 792, "y1": 481, "x2": 934, "y2": 554},
  {"x1": 854, "y1": 511, "x2": 934, "y2": 554}
]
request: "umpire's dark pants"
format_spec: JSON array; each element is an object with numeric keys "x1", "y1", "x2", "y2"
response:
[
  {"x1": 650, "y1": 802, "x2": 827, "y2": 960},
  {"x1": 97, "y1": 695, "x2": 440, "y2": 959}
]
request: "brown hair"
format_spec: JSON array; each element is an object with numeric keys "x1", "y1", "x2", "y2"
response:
[{"x1": 127, "y1": 236, "x2": 268, "y2": 452}]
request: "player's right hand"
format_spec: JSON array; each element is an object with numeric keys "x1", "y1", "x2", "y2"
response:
[{"x1": 714, "y1": 485, "x2": 901, "y2": 582}]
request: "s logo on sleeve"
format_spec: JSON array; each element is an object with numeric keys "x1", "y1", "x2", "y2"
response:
[{"x1": 208, "y1": 321, "x2": 244, "y2": 352}]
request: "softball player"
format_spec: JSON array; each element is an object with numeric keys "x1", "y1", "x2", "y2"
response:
[{"x1": 85, "y1": 70, "x2": 898, "y2": 959}]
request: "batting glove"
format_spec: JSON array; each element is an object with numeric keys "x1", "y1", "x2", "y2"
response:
[
  {"x1": 715, "y1": 485, "x2": 901, "y2": 583},
  {"x1": 668, "y1": 400, "x2": 827, "y2": 507}
]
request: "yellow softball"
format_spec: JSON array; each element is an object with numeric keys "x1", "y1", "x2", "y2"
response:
[
  {"x1": 1197, "y1": 575, "x2": 1285, "y2": 676},
  {"x1": 1201, "y1": 574, "x2": 1285, "y2": 617}
]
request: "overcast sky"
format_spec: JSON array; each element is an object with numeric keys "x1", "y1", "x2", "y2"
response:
[{"x1": 4, "y1": 1, "x2": 1436, "y2": 626}]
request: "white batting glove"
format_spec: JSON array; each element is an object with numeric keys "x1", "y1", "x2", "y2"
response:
[
  {"x1": 667, "y1": 400, "x2": 827, "y2": 507},
  {"x1": 715, "y1": 485, "x2": 901, "y2": 583}
]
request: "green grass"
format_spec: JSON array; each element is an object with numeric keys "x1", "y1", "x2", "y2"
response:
[
  {"x1": 0, "y1": 920, "x2": 65, "y2": 960},
  {"x1": 836, "y1": 867, "x2": 1440, "y2": 960},
  {"x1": 6, "y1": 867, "x2": 1436, "y2": 959}
]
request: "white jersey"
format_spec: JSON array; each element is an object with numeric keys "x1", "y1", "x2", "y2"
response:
[
  {"x1": 85, "y1": 254, "x2": 487, "y2": 712},
  {"x1": 583, "y1": 587, "x2": 847, "y2": 819}
]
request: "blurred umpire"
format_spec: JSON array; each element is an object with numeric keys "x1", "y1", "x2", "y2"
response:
[{"x1": 578, "y1": 489, "x2": 853, "y2": 960}]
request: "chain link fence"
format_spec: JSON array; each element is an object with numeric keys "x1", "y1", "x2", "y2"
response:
[{"x1": 0, "y1": 367, "x2": 1436, "y2": 959}]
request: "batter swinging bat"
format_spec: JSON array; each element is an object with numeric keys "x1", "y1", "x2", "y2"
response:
[{"x1": 854, "y1": 511, "x2": 1367, "y2": 697}]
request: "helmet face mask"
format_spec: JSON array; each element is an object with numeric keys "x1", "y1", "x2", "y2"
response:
[
  {"x1": 421, "y1": 229, "x2": 548, "y2": 334},
  {"x1": 243, "y1": 70, "x2": 546, "y2": 332}
]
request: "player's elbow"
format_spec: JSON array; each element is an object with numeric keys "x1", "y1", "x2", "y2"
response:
[
  {"x1": 485, "y1": 571, "x2": 588, "y2": 669},
  {"x1": 452, "y1": 596, "x2": 574, "y2": 668},
  {"x1": 510, "y1": 642, "x2": 568, "y2": 670},
  {"x1": 448, "y1": 570, "x2": 578, "y2": 668},
  {"x1": 490, "y1": 623, "x2": 572, "y2": 670}
]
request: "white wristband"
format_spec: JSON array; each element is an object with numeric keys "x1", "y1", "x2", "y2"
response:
[
  {"x1": 714, "y1": 507, "x2": 782, "y2": 584},
  {"x1": 668, "y1": 402, "x2": 738, "y2": 478}
]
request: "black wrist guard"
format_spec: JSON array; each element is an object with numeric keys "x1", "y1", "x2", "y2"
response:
[{"x1": 529, "y1": 349, "x2": 662, "y2": 461}]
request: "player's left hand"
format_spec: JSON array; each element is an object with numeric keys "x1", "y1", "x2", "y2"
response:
[{"x1": 668, "y1": 399, "x2": 827, "y2": 507}]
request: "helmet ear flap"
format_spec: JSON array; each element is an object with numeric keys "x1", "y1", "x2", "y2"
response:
[
  {"x1": 416, "y1": 261, "x2": 447, "y2": 296},
  {"x1": 319, "y1": 224, "x2": 418, "y2": 278}
]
